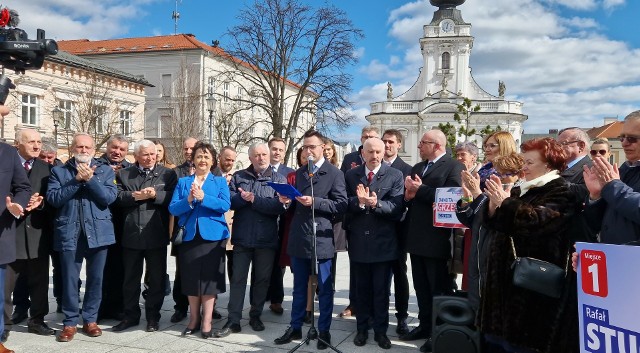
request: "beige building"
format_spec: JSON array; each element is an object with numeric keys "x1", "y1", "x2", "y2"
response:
[
  {"x1": 1, "y1": 50, "x2": 150, "y2": 160},
  {"x1": 58, "y1": 34, "x2": 316, "y2": 169}
]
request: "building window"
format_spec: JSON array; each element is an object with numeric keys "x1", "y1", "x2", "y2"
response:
[
  {"x1": 223, "y1": 82, "x2": 230, "y2": 102},
  {"x1": 59, "y1": 100, "x2": 74, "y2": 129},
  {"x1": 120, "y1": 110, "x2": 132, "y2": 136},
  {"x1": 161, "y1": 74, "x2": 172, "y2": 97},
  {"x1": 92, "y1": 105, "x2": 106, "y2": 134},
  {"x1": 21, "y1": 94, "x2": 38, "y2": 125},
  {"x1": 160, "y1": 115, "x2": 172, "y2": 138},
  {"x1": 442, "y1": 52, "x2": 451, "y2": 70},
  {"x1": 207, "y1": 76, "x2": 216, "y2": 95}
]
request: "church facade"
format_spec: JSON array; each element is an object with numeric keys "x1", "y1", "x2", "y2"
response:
[{"x1": 366, "y1": 0, "x2": 527, "y2": 165}]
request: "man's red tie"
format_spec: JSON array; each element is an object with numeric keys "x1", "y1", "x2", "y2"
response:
[{"x1": 367, "y1": 171, "x2": 374, "y2": 185}]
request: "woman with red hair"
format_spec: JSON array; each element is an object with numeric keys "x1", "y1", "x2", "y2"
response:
[{"x1": 478, "y1": 137, "x2": 580, "y2": 353}]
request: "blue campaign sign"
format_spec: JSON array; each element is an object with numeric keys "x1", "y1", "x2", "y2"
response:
[{"x1": 576, "y1": 242, "x2": 640, "y2": 353}]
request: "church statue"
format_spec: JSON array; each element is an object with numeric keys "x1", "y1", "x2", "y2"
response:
[
  {"x1": 498, "y1": 80, "x2": 506, "y2": 97},
  {"x1": 387, "y1": 82, "x2": 393, "y2": 100},
  {"x1": 441, "y1": 76, "x2": 448, "y2": 92}
]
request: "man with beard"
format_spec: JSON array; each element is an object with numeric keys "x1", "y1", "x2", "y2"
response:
[{"x1": 47, "y1": 133, "x2": 117, "y2": 342}]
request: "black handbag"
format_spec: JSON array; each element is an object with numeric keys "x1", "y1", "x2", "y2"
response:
[
  {"x1": 171, "y1": 208, "x2": 195, "y2": 246},
  {"x1": 510, "y1": 237, "x2": 568, "y2": 299}
]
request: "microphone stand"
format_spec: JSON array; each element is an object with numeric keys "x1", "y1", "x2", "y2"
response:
[{"x1": 288, "y1": 158, "x2": 342, "y2": 353}]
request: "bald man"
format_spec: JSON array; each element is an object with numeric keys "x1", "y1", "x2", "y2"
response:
[
  {"x1": 344, "y1": 138, "x2": 404, "y2": 349},
  {"x1": 400, "y1": 130, "x2": 464, "y2": 352}
]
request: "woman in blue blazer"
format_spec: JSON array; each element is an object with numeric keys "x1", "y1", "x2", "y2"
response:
[{"x1": 169, "y1": 142, "x2": 230, "y2": 338}]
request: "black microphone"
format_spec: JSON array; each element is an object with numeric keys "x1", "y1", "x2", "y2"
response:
[{"x1": 307, "y1": 155, "x2": 315, "y2": 176}]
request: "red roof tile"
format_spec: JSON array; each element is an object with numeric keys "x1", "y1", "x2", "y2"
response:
[{"x1": 586, "y1": 121, "x2": 623, "y2": 139}]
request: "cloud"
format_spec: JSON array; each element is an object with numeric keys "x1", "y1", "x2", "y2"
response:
[
  {"x1": 9, "y1": 1, "x2": 160, "y2": 40},
  {"x1": 357, "y1": 0, "x2": 640, "y2": 132}
]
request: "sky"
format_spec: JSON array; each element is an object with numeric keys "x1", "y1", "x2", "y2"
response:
[{"x1": 8, "y1": 0, "x2": 640, "y2": 142}]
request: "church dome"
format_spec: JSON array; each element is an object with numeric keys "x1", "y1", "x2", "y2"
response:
[{"x1": 430, "y1": 0, "x2": 465, "y2": 8}]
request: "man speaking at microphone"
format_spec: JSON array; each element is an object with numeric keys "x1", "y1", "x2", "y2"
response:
[{"x1": 274, "y1": 130, "x2": 347, "y2": 350}]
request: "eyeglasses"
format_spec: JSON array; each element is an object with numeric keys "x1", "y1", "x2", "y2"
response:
[
  {"x1": 419, "y1": 140, "x2": 437, "y2": 146},
  {"x1": 559, "y1": 140, "x2": 581, "y2": 146},
  {"x1": 619, "y1": 135, "x2": 640, "y2": 144},
  {"x1": 483, "y1": 143, "x2": 499, "y2": 149},
  {"x1": 590, "y1": 149, "x2": 607, "y2": 156},
  {"x1": 302, "y1": 144, "x2": 322, "y2": 150}
]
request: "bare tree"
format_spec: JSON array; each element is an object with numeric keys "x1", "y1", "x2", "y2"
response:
[
  {"x1": 52, "y1": 70, "x2": 141, "y2": 153},
  {"x1": 212, "y1": 0, "x2": 363, "y2": 163},
  {"x1": 161, "y1": 59, "x2": 205, "y2": 164},
  {"x1": 213, "y1": 101, "x2": 269, "y2": 151}
]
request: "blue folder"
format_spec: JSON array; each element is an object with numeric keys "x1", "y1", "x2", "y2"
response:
[{"x1": 267, "y1": 182, "x2": 303, "y2": 200}]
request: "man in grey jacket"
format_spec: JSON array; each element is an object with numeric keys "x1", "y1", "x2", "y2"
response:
[{"x1": 216, "y1": 143, "x2": 286, "y2": 337}]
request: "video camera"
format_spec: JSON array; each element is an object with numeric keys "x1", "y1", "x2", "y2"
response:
[{"x1": 0, "y1": 7, "x2": 58, "y2": 104}]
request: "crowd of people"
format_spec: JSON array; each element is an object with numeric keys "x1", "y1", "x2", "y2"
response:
[{"x1": 0, "y1": 103, "x2": 638, "y2": 353}]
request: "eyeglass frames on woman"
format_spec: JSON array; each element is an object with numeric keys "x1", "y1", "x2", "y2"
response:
[
  {"x1": 619, "y1": 135, "x2": 639, "y2": 144},
  {"x1": 483, "y1": 143, "x2": 499, "y2": 149},
  {"x1": 590, "y1": 149, "x2": 607, "y2": 156}
]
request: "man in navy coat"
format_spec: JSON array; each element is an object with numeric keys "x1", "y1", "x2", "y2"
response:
[
  {"x1": 274, "y1": 130, "x2": 347, "y2": 350},
  {"x1": 344, "y1": 138, "x2": 404, "y2": 349},
  {"x1": 0, "y1": 105, "x2": 32, "y2": 353}
]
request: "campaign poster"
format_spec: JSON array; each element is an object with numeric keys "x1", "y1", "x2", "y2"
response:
[
  {"x1": 433, "y1": 187, "x2": 464, "y2": 228},
  {"x1": 576, "y1": 242, "x2": 640, "y2": 353}
]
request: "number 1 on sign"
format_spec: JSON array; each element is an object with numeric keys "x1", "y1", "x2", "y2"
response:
[{"x1": 587, "y1": 263, "x2": 599, "y2": 293}]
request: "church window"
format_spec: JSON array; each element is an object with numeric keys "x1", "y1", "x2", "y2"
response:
[{"x1": 442, "y1": 52, "x2": 451, "y2": 70}]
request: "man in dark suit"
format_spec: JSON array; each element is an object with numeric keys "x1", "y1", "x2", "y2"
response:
[
  {"x1": 338, "y1": 125, "x2": 379, "y2": 318},
  {"x1": 112, "y1": 140, "x2": 177, "y2": 333},
  {"x1": 169, "y1": 136, "x2": 197, "y2": 323},
  {"x1": 265, "y1": 137, "x2": 295, "y2": 315},
  {"x1": 4, "y1": 129, "x2": 54, "y2": 338},
  {"x1": 344, "y1": 138, "x2": 404, "y2": 349},
  {"x1": 274, "y1": 130, "x2": 347, "y2": 350},
  {"x1": 557, "y1": 127, "x2": 592, "y2": 184},
  {"x1": 400, "y1": 130, "x2": 464, "y2": 352},
  {"x1": 0, "y1": 104, "x2": 33, "y2": 353},
  {"x1": 381, "y1": 129, "x2": 412, "y2": 335},
  {"x1": 557, "y1": 127, "x2": 596, "y2": 243},
  {"x1": 97, "y1": 134, "x2": 131, "y2": 322}
]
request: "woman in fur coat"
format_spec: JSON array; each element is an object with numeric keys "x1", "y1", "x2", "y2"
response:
[{"x1": 478, "y1": 138, "x2": 580, "y2": 353}]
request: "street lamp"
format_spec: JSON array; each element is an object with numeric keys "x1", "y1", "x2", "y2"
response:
[
  {"x1": 206, "y1": 94, "x2": 217, "y2": 145},
  {"x1": 52, "y1": 106, "x2": 62, "y2": 146}
]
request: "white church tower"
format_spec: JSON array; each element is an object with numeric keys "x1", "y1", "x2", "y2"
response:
[{"x1": 366, "y1": 0, "x2": 527, "y2": 165}]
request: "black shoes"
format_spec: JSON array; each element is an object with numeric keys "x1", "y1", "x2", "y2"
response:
[
  {"x1": 0, "y1": 331, "x2": 8, "y2": 343},
  {"x1": 353, "y1": 330, "x2": 368, "y2": 346},
  {"x1": 201, "y1": 330, "x2": 213, "y2": 339},
  {"x1": 317, "y1": 331, "x2": 331, "y2": 350},
  {"x1": 375, "y1": 332, "x2": 392, "y2": 349},
  {"x1": 396, "y1": 317, "x2": 409, "y2": 335},
  {"x1": 274, "y1": 326, "x2": 302, "y2": 345},
  {"x1": 170, "y1": 309, "x2": 187, "y2": 323},
  {"x1": 112, "y1": 319, "x2": 139, "y2": 332},
  {"x1": 214, "y1": 321, "x2": 241, "y2": 338},
  {"x1": 400, "y1": 325, "x2": 429, "y2": 341},
  {"x1": 10, "y1": 310, "x2": 27, "y2": 325},
  {"x1": 419, "y1": 337, "x2": 433, "y2": 352},
  {"x1": 181, "y1": 325, "x2": 200, "y2": 336},
  {"x1": 249, "y1": 318, "x2": 265, "y2": 331},
  {"x1": 146, "y1": 320, "x2": 159, "y2": 332},
  {"x1": 27, "y1": 320, "x2": 55, "y2": 336}
]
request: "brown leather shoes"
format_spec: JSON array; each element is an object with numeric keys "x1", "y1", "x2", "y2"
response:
[
  {"x1": 0, "y1": 343, "x2": 14, "y2": 353},
  {"x1": 82, "y1": 322, "x2": 102, "y2": 337},
  {"x1": 56, "y1": 326, "x2": 77, "y2": 342}
]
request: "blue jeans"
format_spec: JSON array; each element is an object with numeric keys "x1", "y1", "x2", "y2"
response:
[
  {"x1": 59, "y1": 235, "x2": 108, "y2": 326},
  {"x1": 290, "y1": 257, "x2": 333, "y2": 332}
]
